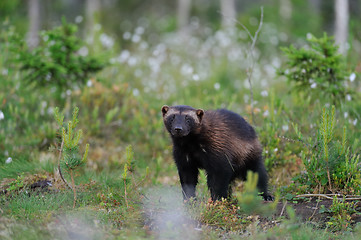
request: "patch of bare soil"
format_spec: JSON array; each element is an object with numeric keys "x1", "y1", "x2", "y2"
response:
[
  {"x1": 276, "y1": 198, "x2": 332, "y2": 222},
  {"x1": 274, "y1": 197, "x2": 361, "y2": 226}
]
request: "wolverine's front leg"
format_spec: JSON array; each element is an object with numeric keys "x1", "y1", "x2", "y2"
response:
[{"x1": 177, "y1": 166, "x2": 199, "y2": 200}]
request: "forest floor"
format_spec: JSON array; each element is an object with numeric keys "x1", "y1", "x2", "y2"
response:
[{"x1": 2, "y1": 174, "x2": 360, "y2": 239}]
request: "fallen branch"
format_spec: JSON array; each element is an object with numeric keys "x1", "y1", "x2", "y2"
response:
[{"x1": 295, "y1": 193, "x2": 361, "y2": 201}]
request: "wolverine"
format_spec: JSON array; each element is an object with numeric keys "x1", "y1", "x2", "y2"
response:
[{"x1": 161, "y1": 105, "x2": 273, "y2": 201}]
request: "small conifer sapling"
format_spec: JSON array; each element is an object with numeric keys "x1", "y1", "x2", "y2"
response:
[{"x1": 54, "y1": 106, "x2": 89, "y2": 208}]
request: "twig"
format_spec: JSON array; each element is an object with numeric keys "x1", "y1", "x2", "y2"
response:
[
  {"x1": 57, "y1": 140, "x2": 72, "y2": 190},
  {"x1": 326, "y1": 167, "x2": 333, "y2": 193},
  {"x1": 279, "y1": 135, "x2": 311, "y2": 148},
  {"x1": 246, "y1": 7, "x2": 263, "y2": 124},
  {"x1": 295, "y1": 194, "x2": 361, "y2": 201},
  {"x1": 309, "y1": 186, "x2": 321, "y2": 220},
  {"x1": 70, "y1": 169, "x2": 76, "y2": 208},
  {"x1": 218, "y1": 7, "x2": 264, "y2": 124},
  {"x1": 279, "y1": 200, "x2": 287, "y2": 217},
  {"x1": 239, "y1": 7, "x2": 263, "y2": 124}
]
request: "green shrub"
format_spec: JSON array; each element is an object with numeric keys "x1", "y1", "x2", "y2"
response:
[
  {"x1": 279, "y1": 33, "x2": 352, "y2": 105},
  {"x1": 293, "y1": 106, "x2": 361, "y2": 194},
  {"x1": 325, "y1": 196, "x2": 356, "y2": 231},
  {"x1": 14, "y1": 17, "x2": 106, "y2": 100}
]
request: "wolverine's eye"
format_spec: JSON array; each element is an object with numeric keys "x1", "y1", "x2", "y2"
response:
[{"x1": 185, "y1": 116, "x2": 191, "y2": 123}]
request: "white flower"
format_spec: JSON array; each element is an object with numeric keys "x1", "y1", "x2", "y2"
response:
[
  {"x1": 192, "y1": 74, "x2": 200, "y2": 81},
  {"x1": 5, "y1": 157, "x2": 12, "y2": 164},
  {"x1": 353, "y1": 119, "x2": 358, "y2": 126},
  {"x1": 180, "y1": 64, "x2": 193, "y2": 76},
  {"x1": 310, "y1": 83, "x2": 317, "y2": 89},
  {"x1": 350, "y1": 73, "x2": 356, "y2": 82},
  {"x1": 282, "y1": 125, "x2": 289, "y2": 131},
  {"x1": 127, "y1": 56, "x2": 137, "y2": 66},
  {"x1": 0, "y1": 110, "x2": 4, "y2": 120},
  {"x1": 132, "y1": 88, "x2": 139, "y2": 96},
  {"x1": 346, "y1": 94, "x2": 352, "y2": 101},
  {"x1": 263, "y1": 110, "x2": 269, "y2": 117},
  {"x1": 47, "y1": 107, "x2": 54, "y2": 115},
  {"x1": 274, "y1": 148, "x2": 278, "y2": 152},
  {"x1": 123, "y1": 32, "x2": 131, "y2": 40},
  {"x1": 87, "y1": 80, "x2": 93, "y2": 87},
  {"x1": 344, "y1": 112, "x2": 349, "y2": 119},
  {"x1": 75, "y1": 16, "x2": 83, "y2": 23},
  {"x1": 214, "y1": 83, "x2": 220, "y2": 90},
  {"x1": 261, "y1": 90, "x2": 268, "y2": 97},
  {"x1": 100, "y1": 33, "x2": 114, "y2": 48},
  {"x1": 131, "y1": 34, "x2": 141, "y2": 43},
  {"x1": 118, "y1": 50, "x2": 130, "y2": 63},
  {"x1": 135, "y1": 26, "x2": 145, "y2": 35},
  {"x1": 78, "y1": 46, "x2": 88, "y2": 57}
]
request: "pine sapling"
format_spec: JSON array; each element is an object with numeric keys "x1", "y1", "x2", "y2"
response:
[
  {"x1": 54, "y1": 106, "x2": 89, "y2": 208},
  {"x1": 122, "y1": 163, "x2": 129, "y2": 208},
  {"x1": 121, "y1": 145, "x2": 134, "y2": 208}
]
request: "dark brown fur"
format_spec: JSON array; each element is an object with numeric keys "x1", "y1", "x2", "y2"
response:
[{"x1": 162, "y1": 105, "x2": 273, "y2": 201}]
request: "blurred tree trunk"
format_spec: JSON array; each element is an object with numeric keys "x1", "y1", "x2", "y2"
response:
[
  {"x1": 27, "y1": 0, "x2": 40, "y2": 49},
  {"x1": 177, "y1": 0, "x2": 191, "y2": 33},
  {"x1": 85, "y1": 0, "x2": 100, "y2": 43},
  {"x1": 309, "y1": 0, "x2": 321, "y2": 14},
  {"x1": 280, "y1": 0, "x2": 292, "y2": 21},
  {"x1": 334, "y1": 0, "x2": 349, "y2": 55},
  {"x1": 220, "y1": 0, "x2": 236, "y2": 29}
]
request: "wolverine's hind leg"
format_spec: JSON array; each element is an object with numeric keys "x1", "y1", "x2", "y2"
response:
[
  {"x1": 256, "y1": 162, "x2": 274, "y2": 201},
  {"x1": 206, "y1": 168, "x2": 233, "y2": 201}
]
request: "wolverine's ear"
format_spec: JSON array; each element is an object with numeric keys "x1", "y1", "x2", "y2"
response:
[
  {"x1": 196, "y1": 109, "x2": 204, "y2": 122},
  {"x1": 162, "y1": 105, "x2": 169, "y2": 116}
]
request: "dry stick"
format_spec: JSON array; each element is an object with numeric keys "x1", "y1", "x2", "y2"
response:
[
  {"x1": 57, "y1": 140, "x2": 72, "y2": 190},
  {"x1": 70, "y1": 169, "x2": 76, "y2": 208},
  {"x1": 309, "y1": 185, "x2": 321, "y2": 220},
  {"x1": 326, "y1": 167, "x2": 333, "y2": 193},
  {"x1": 247, "y1": 7, "x2": 263, "y2": 124},
  {"x1": 234, "y1": 7, "x2": 264, "y2": 124},
  {"x1": 218, "y1": 7, "x2": 264, "y2": 123},
  {"x1": 279, "y1": 200, "x2": 287, "y2": 217},
  {"x1": 295, "y1": 194, "x2": 361, "y2": 201},
  {"x1": 279, "y1": 135, "x2": 311, "y2": 148}
]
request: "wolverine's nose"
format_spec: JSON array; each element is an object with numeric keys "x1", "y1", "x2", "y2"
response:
[{"x1": 174, "y1": 126, "x2": 183, "y2": 133}]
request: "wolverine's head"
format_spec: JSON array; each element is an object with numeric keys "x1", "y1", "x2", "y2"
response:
[{"x1": 161, "y1": 105, "x2": 204, "y2": 138}]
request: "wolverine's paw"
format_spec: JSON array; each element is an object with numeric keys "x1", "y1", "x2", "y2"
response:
[{"x1": 263, "y1": 194, "x2": 274, "y2": 201}]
